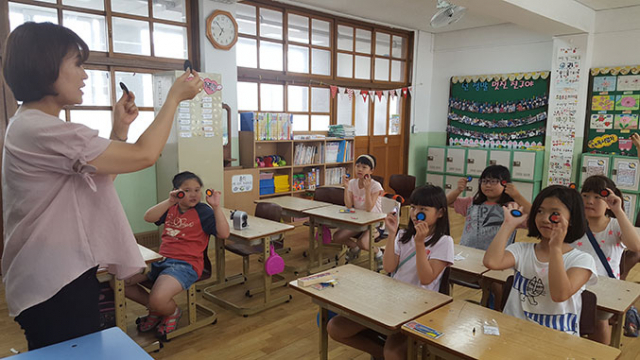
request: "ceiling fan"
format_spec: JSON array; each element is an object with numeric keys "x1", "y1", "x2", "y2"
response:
[{"x1": 430, "y1": 0, "x2": 467, "y2": 28}]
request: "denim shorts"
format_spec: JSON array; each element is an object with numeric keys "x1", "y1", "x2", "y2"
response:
[{"x1": 147, "y1": 258, "x2": 198, "y2": 290}]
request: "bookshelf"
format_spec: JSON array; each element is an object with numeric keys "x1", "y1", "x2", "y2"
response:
[{"x1": 239, "y1": 131, "x2": 355, "y2": 199}]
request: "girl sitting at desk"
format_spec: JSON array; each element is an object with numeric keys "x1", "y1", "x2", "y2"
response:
[{"x1": 328, "y1": 185, "x2": 454, "y2": 360}]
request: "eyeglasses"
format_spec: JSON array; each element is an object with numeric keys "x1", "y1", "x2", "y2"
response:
[{"x1": 480, "y1": 179, "x2": 501, "y2": 185}]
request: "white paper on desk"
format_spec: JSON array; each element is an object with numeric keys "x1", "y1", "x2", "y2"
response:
[{"x1": 454, "y1": 252, "x2": 467, "y2": 261}]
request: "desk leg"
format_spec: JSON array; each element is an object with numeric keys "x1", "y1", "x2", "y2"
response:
[
  {"x1": 369, "y1": 224, "x2": 375, "y2": 271},
  {"x1": 611, "y1": 313, "x2": 622, "y2": 348},
  {"x1": 309, "y1": 218, "x2": 316, "y2": 270},
  {"x1": 263, "y1": 237, "x2": 271, "y2": 304},
  {"x1": 114, "y1": 278, "x2": 126, "y2": 332},
  {"x1": 216, "y1": 236, "x2": 226, "y2": 283},
  {"x1": 319, "y1": 307, "x2": 329, "y2": 360},
  {"x1": 317, "y1": 224, "x2": 324, "y2": 271},
  {"x1": 407, "y1": 339, "x2": 416, "y2": 360}
]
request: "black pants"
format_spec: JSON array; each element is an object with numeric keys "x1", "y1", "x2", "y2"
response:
[{"x1": 15, "y1": 266, "x2": 101, "y2": 350}]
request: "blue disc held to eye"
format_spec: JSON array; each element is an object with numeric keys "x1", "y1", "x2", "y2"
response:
[
  {"x1": 416, "y1": 212, "x2": 426, "y2": 221},
  {"x1": 510, "y1": 209, "x2": 523, "y2": 217},
  {"x1": 466, "y1": 176, "x2": 473, "y2": 182}
]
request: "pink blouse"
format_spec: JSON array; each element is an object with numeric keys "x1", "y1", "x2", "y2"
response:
[{"x1": 2, "y1": 108, "x2": 145, "y2": 316}]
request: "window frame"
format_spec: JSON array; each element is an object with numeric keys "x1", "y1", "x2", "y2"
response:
[{"x1": 236, "y1": 0, "x2": 413, "y2": 135}]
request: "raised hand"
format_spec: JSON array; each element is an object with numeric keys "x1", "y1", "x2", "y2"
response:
[{"x1": 206, "y1": 189, "x2": 222, "y2": 209}]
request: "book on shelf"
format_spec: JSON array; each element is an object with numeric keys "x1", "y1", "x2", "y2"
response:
[
  {"x1": 245, "y1": 112, "x2": 292, "y2": 141},
  {"x1": 325, "y1": 142, "x2": 340, "y2": 163},
  {"x1": 325, "y1": 167, "x2": 346, "y2": 186},
  {"x1": 294, "y1": 144, "x2": 319, "y2": 165}
]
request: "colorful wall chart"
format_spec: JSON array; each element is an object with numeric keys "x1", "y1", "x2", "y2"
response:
[
  {"x1": 548, "y1": 46, "x2": 583, "y2": 185},
  {"x1": 585, "y1": 66, "x2": 640, "y2": 157},
  {"x1": 447, "y1": 72, "x2": 550, "y2": 149}
]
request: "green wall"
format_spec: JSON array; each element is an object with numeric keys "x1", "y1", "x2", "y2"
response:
[
  {"x1": 407, "y1": 131, "x2": 446, "y2": 185},
  {"x1": 114, "y1": 165, "x2": 158, "y2": 233}
]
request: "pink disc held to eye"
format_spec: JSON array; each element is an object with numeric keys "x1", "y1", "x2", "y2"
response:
[
  {"x1": 177, "y1": 191, "x2": 185, "y2": 199},
  {"x1": 549, "y1": 212, "x2": 560, "y2": 224}
]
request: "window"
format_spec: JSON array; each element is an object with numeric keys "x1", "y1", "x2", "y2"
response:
[
  {"x1": 236, "y1": 1, "x2": 412, "y2": 138},
  {"x1": 7, "y1": 0, "x2": 195, "y2": 141}
]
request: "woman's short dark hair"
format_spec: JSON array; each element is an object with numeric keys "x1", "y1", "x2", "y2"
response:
[
  {"x1": 3, "y1": 22, "x2": 89, "y2": 102},
  {"x1": 399, "y1": 185, "x2": 450, "y2": 246},
  {"x1": 472, "y1": 165, "x2": 514, "y2": 206},
  {"x1": 581, "y1": 175, "x2": 623, "y2": 218},
  {"x1": 172, "y1": 171, "x2": 203, "y2": 189},
  {"x1": 527, "y1": 185, "x2": 587, "y2": 243}
]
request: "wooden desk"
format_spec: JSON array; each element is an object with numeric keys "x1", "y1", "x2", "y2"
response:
[
  {"x1": 97, "y1": 245, "x2": 163, "y2": 332},
  {"x1": 302, "y1": 205, "x2": 386, "y2": 272},
  {"x1": 5, "y1": 327, "x2": 153, "y2": 360},
  {"x1": 403, "y1": 299, "x2": 621, "y2": 360},
  {"x1": 481, "y1": 270, "x2": 640, "y2": 349},
  {"x1": 202, "y1": 208, "x2": 295, "y2": 316},
  {"x1": 289, "y1": 264, "x2": 452, "y2": 360},
  {"x1": 452, "y1": 244, "x2": 489, "y2": 276},
  {"x1": 588, "y1": 276, "x2": 640, "y2": 348},
  {"x1": 257, "y1": 197, "x2": 333, "y2": 273},
  {"x1": 256, "y1": 196, "x2": 331, "y2": 218},
  {"x1": 479, "y1": 269, "x2": 511, "y2": 307}
]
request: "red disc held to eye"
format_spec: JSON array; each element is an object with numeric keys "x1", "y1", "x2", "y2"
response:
[
  {"x1": 600, "y1": 189, "x2": 610, "y2": 197},
  {"x1": 569, "y1": 183, "x2": 577, "y2": 189},
  {"x1": 176, "y1": 191, "x2": 185, "y2": 199},
  {"x1": 206, "y1": 189, "x2": 213, "y2": 197},
  {"x1": 549, "y1": 212, "x2": 560, "y2": 223},
  {"x1": 501, "y1": 180, "x2": 508, "y2": 186}
]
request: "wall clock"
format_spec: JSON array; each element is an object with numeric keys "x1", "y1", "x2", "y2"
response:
[{"x1": 206, "y1": 10, "x2": 238, "y2": 50}]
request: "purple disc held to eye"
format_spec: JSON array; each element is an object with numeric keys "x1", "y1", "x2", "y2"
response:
[
  {"x1": 176, "y1": 191, "x2": 185, "y2": 199},
  {"x1": 549, "y1": 212, "x2": 560, "y2": 223},
  {"x1": 416, "y1": 212, "x2": 426, "y2": 221},
  {"x1": 600, "y1": 189, "x2": 610, "y2": 197},
  {"x1": 510, "y1": 209, "x2": 523, "y2": 217},
  {"x1": 466, "y1": 176, "x2": 473, "y2": 182}
]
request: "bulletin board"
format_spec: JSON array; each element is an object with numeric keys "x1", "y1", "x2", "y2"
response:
[
  {"x1": 447, "y1": 72, "x2": 550, "y2": 149},
  {"x1": 584, "y1": 66, "x2": 640, "y2": 157}
]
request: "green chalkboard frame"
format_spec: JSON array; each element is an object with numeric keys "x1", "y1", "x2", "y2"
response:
[
  {"x1": 584, "y1": 66, "x2": 640, "y2": 157},
  {"x1": 447, "y1": 72, "x2": 550, "y2": 149}
]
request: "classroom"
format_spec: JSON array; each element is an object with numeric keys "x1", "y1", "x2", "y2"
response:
[{"x1": 1, "y1": 0, "x2": 640, "y2": 359}]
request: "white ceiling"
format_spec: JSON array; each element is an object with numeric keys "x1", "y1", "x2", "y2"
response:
[
  {"x1": 575, "y1": 0, "x2": 640, "y2": 10},
  {"x1": 278, "y1": 0, "x2": 506, "y2": 33}
]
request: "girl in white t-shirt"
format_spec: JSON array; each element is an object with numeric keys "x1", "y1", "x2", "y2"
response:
[
  {"x1": 334, "y1": 154, "x2": 384, "y2": 267},
  {"x1": 328, "y1": 185, "x2": 453, "y2": 360},
  {"x1": 484, "y1": 185, "x2": 597, "y2": 336},
  {"x1": 576, "y1": 175, "x2": 640, "y2": 344}
]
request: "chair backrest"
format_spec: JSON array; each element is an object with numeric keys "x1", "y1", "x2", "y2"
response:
[
  {"x1": 580, "y1": 290, "x2": 597, "y2": 336},
  {"x1": 438, "y1": 266, "x2": 451, "y2": 295},
  {"x1": 389, "y1": 174, "x2": 416, "y2": 204},
  {"x1": 501, "y1": 275, "x2": 514, "y2": 310},
  {"x1": 501, "y1": 275, "x2": 597, "y2": 336},
  {"x1": 371, "y1": 175, "x2": 384, "y2": 188},
  {"x1": 199, "y1": 244, "x2": 212, "y2": 282},
  {"x1": 314, "y1": 187, "x2": 345, "y2": 206},
  {"x1": 255, "y1": 202, "x2": 283, "y2": 222}
]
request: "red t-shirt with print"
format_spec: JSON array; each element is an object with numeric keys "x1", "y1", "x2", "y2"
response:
[{"x1": 156, "y1": 203, "x2": 218, "y2": 277}]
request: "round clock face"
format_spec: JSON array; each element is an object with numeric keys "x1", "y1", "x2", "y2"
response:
[{"x1": 211, "y1": 14, "x2": 236, "y2": 47}]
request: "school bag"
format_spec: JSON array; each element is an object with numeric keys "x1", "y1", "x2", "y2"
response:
[
  {"x1": 624, "y1": 306, "x2": 639, "y2": 337},
  {"x1": 585, "y1": 229, "x2": 615, "y2": 278}
]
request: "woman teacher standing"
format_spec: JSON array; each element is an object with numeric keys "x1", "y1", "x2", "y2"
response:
[{"x1": 1, "y1": 22, "x2": 203, "y2": 350}]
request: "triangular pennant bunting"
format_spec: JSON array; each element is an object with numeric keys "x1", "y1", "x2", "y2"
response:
[
  {"x1": 376, "y1": 90, "x2": 383, "y2": 101},
  {"x1": 402, "y1": 87, "x2": 408, "y2": 98},
  {"x1": 347, "y1": 88, "x2": 354, "y2": 100},
  {"x1": 360, "y1": 90, "x2": 368, "y2": 102},
  {"x1": 330, "y1": 85, "x2": 338, "y2": 99}
]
